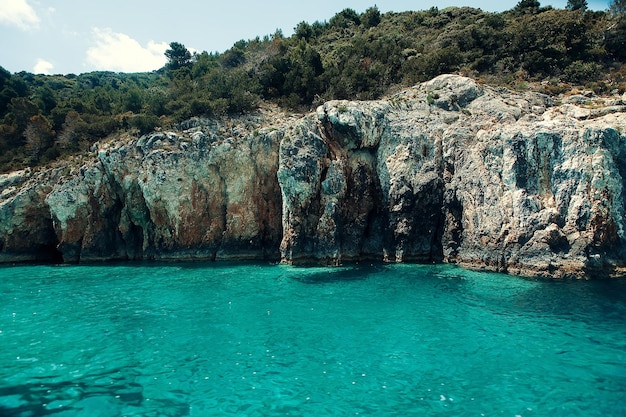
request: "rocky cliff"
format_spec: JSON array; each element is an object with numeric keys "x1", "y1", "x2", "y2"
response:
[{"x1": 1, "y1": 75, "x2": 625, "y2": 278}]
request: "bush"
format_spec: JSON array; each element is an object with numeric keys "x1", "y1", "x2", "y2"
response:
[
  {"x1": 129, "y1": 114, "x2": 161, "y2": 135},
  {"x1": 190, "y1": 99, "x2": 213, "y2": 116},
  {"x1": 403, "y1": 46, "x2": 463, "y2": 83},
  {"x1": 563, "y1": 60, "x2": 600, "y2": 83}
]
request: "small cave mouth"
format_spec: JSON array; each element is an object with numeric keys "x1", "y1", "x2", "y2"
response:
[
  {"x1": 39, "y1": 243, "x2": 65, "y2": 264},
  {"x1": 34, "y1": 218, "x2": 66, "y2": 263}
]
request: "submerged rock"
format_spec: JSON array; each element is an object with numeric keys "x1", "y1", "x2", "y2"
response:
[{"x1": 1, "y1": 75, "x2": 625, "y2": 278}]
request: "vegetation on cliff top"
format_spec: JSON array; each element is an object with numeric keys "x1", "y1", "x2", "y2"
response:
[{"x1": 1, "y1": 2, "x2": 625, "y2": 173}]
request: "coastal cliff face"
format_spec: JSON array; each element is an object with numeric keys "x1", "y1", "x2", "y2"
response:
[
  {"x1": 1, "y1": 75, "x2": 625, "y2": 278},
  {"x1": 45, "y1": 115, "x2": 286, "y2": 263}
]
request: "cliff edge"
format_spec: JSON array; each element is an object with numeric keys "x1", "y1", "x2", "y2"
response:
[{"x1": 1, "y1": 75, "x2": 625, "y2": 278}]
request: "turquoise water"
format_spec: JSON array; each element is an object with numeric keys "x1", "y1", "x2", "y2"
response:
[{"x1": 0, "y1": 263, "x2": 625, "y2": 417}]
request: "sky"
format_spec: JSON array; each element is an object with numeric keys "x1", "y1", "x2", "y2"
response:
[{"x1": 0, "y1": 0, "x2": 612, "y2": 75}]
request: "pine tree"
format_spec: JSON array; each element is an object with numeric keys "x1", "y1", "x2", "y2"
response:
[
  {"x1": 362, "y1": 6, "x2": 382, "y2": 28},
  {"x1": 164, "y1": 42, "x2": 192, "y2": 71},
  {"x1": 513, "y1": 0, "x2": 541, "y2": 14},
  {"x1": 566, "y1": 0, "x2": 588, "y2": 11}
]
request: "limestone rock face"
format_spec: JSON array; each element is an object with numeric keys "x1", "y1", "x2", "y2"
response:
[
  {"x1": 0, "y1": 169, "x2": 60, "y2": 262},
  {"x1": 1, "y1": 75, "x2": 625, "y2": 278},
  {"x1": 277, "y1": 75, "x2": 626, "y2": 278},
  {"x1": 35, "y1": 112, "x2": 284, "y2": 263}
]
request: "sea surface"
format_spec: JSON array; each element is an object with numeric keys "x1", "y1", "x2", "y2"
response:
[{"x1": 0, "y1": 262, "x2": 625, "y2": 417}]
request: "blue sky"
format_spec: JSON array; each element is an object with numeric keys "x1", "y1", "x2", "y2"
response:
[{"x1": 0, "y1": 0, "x2": 612, "y2": 75}]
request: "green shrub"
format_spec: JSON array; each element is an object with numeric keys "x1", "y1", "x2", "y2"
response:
[
  {"x1": 563, "y1": 60, "x2": 600, "y2": 84},
  {"x1": 129, "y1": 114, "x2": 161, "y2": 135}
]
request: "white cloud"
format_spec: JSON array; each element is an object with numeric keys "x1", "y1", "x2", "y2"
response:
[
  {"x1": 33, "y1": 58, "x2": 54, "y2": 74},
  {"x1": 0, "y1": 0, "x2": 40, "y2": 30},
  {"x1": 85, "y1": 28, "x2": 168, "y2": 72}
]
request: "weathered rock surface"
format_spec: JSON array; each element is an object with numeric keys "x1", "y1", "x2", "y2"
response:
[
  {"x1": 1, "y1": 75, "x2": 625, "y2": 278},
  {"x1": 1, "y1": 112, "x2": 287, "y2": 263}
]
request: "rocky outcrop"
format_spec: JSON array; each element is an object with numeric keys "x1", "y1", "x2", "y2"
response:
[
  {"x1": 0, "y1": 169, "x2": 61, "y2": 263},
  {"x1": 1, "y1": 75, "x2": 625, "y2": 278},
  {"x1": 277, "y1": 75, "x2": 626, "y2": 278},
  {"x1": 1, "y1": 113, "x2": 287, "y2": 263}
]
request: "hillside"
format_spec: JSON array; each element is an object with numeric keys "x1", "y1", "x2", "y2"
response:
[{"x1": 1, "y1": 3, "x2": 625, "y2": 173}]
